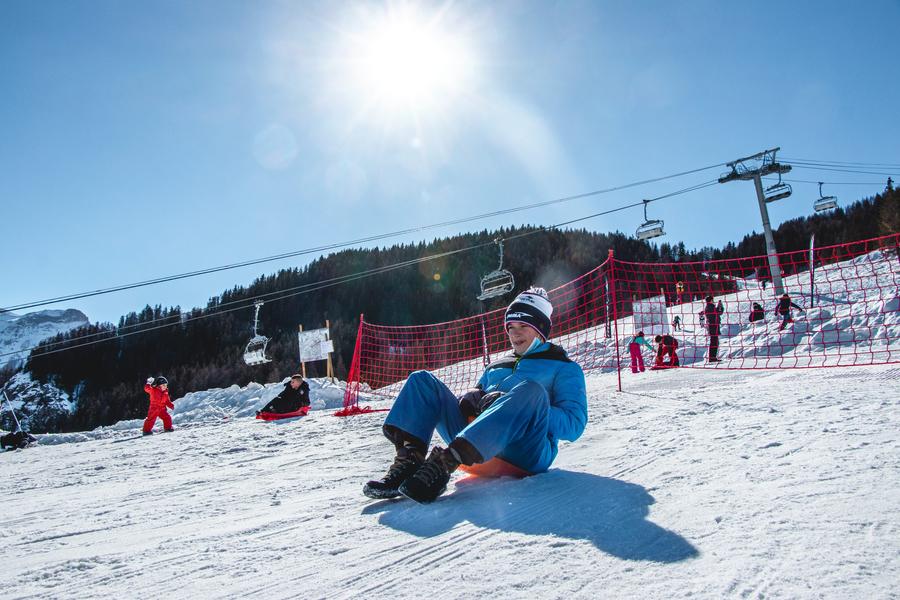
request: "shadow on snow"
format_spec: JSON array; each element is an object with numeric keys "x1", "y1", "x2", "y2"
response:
[{"x1": 363, "y1": 469, "x2": 698, "y2": 563}]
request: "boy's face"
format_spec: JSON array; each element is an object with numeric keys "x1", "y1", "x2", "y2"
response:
[
  {"x1": 290, "y1": 378, "x2": 302, "y2": 389},
  {"x1": 159, "y1": 384, "x2": 168, "y2": 391},
  {"x1": 506, "y1": 322, "x2": 541, "y2": 355}
]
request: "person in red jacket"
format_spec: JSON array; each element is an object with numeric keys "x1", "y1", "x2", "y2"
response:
[{"x1": 143, "y1": 376, "x2": 175, "y2": 435}]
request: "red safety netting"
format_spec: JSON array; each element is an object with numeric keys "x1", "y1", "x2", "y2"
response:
[{"x1": 339, "y1": 234, "x2": 899, "y2": 414}]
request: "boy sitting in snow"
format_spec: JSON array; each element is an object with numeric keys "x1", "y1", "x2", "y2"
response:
[
  {"x1": 364, "y1": 287, "x2": 588, "y2": 504},
  {"x1": 257, "y1": 375, "x2": 310, "y2": 415}
]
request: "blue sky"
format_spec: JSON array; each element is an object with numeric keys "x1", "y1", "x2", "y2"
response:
[{"x1": 2, "y1": 0, "x2": 898, "y2": 324}]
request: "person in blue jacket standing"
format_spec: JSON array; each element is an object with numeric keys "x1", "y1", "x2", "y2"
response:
[{"x1": 363, "y1": 287, "x2": 588, "y2": 504}]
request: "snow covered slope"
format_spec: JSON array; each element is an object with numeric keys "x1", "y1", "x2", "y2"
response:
[
  {"x1": 0, "y1": 308, "x2": 89, "y2": 368},
  {"x1": 1, "y1": 365, "x2": 898, "y2": 599}
]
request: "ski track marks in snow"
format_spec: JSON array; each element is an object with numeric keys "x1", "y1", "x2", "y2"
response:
[{"x1": 2, "y1": 366, "x2": 900, "y2": 599}]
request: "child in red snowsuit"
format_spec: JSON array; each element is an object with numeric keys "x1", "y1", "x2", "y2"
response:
[
  {"x1": 628, "y1": 331, "x2": 655, "y2": 373},
  {"x1": 653, "y1": 334, "x2": 680, "y2": 368},
  {"x1": 143, "y1": 376, "x2": 175, "y2": 435}
]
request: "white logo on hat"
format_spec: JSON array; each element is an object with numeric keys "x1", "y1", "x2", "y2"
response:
[{"x1": 506, "y1": 311, "x2": 530, "y2": 320}]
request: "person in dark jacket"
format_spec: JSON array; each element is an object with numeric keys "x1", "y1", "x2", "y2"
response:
[
  {"x1": 364, "y1": 287, "x2": 587, "y2": 504},
  {"x1": 653, "y1": 334, "x2": 679, "y2": 368},
  {"x1": 1, "y1": 430, "x2": 36, "y2": 450},
  {"x1": 258, "y1": 375, "x2": 310, "y2": 415},
  {"x1": 749, "y1": 302, "x2": 765, "y2": 323},
  {"x1": 775, "y1": 294, "x2": 805, "y2": 330},
  {"x1": 704, "y1": 296, "x2": 724, "y2": 362}
]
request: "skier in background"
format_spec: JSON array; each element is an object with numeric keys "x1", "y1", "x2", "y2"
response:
[
  {"x1": 704, "y1": 296, "x2": 724, "y2": 362},
  {"x1": 672, "y1": 315, "x2": 681, "y2": 332},
  {"x1": 363, "y1": 287, "x2": 587, "y2": 504},
  {"x1": 653, "y1": 334, "x2": 680, "y2": 368},
  {"x1": 775, "y1": 293, "x2": 805, "y2": 330},
  {"x1": 629, "y1": 330, "x2": 655, "y2": 373},
  {"x1": 143, "y1": 376, "x2": 175, "y2": 435},
  {"x1": 749, "y1": 302, "x2": 765, "y2": 323}
]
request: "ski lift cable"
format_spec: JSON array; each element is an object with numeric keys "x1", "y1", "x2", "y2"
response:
[
  {"x1": 779, "y1": 157, "x2": 900, "y2": 169},
  {"x1": 6, "y1": 244, "x2": 496, "y2": 357},
  {"x1": 7, "y1": 176, "x2": 722, "y2": 359},
  {"x1": 767, "y1": 178, "x2": 886, "y2": 186},
  {"x1": 784, "y1": 164, "x2": 898, "y2": 177},
  {"x1": 4, "y1": 177, "x2": 718, "y2": 360},
  {"x1": 1, "y1": 161, "x2": 730, "y2": 315},
  {"x1": 3, "y1": 243, "x2": 500, "y2": 359}
]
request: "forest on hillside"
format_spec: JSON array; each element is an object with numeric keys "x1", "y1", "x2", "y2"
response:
[{"x1": 12, "y1": 185, "x2": 900, "y2": 433}]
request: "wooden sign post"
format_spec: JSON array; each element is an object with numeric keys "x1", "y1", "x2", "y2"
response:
[{"x1": 297, "y1": 322, "x2": 335, "y2": 383}]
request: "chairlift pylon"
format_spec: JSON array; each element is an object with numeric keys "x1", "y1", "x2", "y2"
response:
[
  {"x1": 764, "y1": 171, "x2": 792, "y2": 203},
  {"x1": 243, "y1": 300, "x2": 272, "y2": 366},
  {"x1": 477, "y1": 239, "x2": 515, "y2": 301},
  {"x1": 813, "y1": 181, "x2": 838, "y2": 213},
  {"x1": 635, "y1": 199, "x2": 665, "y2": 240}
]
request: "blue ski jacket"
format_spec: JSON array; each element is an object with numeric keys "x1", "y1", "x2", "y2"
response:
[
  {"x1": 475, "y1": 341, "x2": 588, "y2": 445},
  {"x1": 631, "y1": 335, "x2": 655, "y2": 351}
]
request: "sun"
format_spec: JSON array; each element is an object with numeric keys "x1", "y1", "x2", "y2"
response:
[{"x1": 346, "y1": 5, "x2": 476, "y2": 113}]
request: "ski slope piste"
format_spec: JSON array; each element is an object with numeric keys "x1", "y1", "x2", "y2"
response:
[
  {"x1": 342, "y1": 233, "x2": 898, "y2": 411},
  {"x1": 1, "y1": 234, "x2": 898, "y2": 599}
]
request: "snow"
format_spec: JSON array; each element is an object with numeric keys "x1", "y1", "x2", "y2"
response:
[
  {"x1": 0, "y1": 364, "x2": 898, "y2": 599},
  {"x1": 1, "y1": 248, "x2": 898, "y2": 598}
]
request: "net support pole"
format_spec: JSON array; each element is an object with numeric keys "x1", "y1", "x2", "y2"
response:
[
  {"x1": 608, "y1": 249, "x2": 623, "y2": 392},
  {"x1": 298, "y1": 324, "x2": 307, "y2": 378},
  {"x1": 325, "y1": 319, "x2": 335, "y2": 382},
  {"x1": 480, "y1": 318, "x2": 490, "y2": 367},
  {"x1": 338, "y1": 315, "x2": 364, "y2": 415},
  {"x1": 809, "y1": 234, "x2": 816, "y2": 308}
]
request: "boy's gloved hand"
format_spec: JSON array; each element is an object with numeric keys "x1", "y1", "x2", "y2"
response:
[
  {"x1": 459, "y1": 389, "x2": 485, "y2": 420},
  {"x1": 146, "y1": 377, "x2": 155, "y2": 385},
  {"x1": 477, "y1": 391, "x2": 504, "y2": 414}
]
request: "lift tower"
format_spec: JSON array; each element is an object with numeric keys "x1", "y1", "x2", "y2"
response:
[{"x1": 718, "y1": 147, "x2": 792, "y2": 296}]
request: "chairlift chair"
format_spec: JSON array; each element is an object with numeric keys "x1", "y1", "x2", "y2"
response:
[
  {"x1": 477, "y1": 239, "x2": 515, "y2": 301},
  {"x1": 243, "y1": 301, "x2": 272, "y2": 366},
  {"x1": 764, "y1": 171, "x2": 792, "y2": 203},
  {"x1": 813, "y1": 181, "x2": 838, "y2": 213},
  {"x1": 636, "y1": 199, "x2": 665, "y2": 241}
]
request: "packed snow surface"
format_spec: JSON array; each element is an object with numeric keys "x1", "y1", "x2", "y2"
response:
[{"x1": 2, "y1": 364, "x2": 899, "y2": 599}]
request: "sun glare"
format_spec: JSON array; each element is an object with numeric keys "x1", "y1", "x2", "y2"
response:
[{"x1": 349, "y1": 8, "x2": 475, "y2": 111}]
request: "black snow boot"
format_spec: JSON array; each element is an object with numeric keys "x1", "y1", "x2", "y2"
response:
[
  {"x1": 398, "y1": 446, "x2": 460, "y2": 504},
  {"x1": 363, "y1": 444, "x2": 425, "y2": 499}
]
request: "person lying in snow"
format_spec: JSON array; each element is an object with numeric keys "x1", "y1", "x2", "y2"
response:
[
  {"x1": 364, "y1": 287, "x2": 588, "y2": 503},
  {"x1": 143, "y1": 376, "x2": 175, "y2": 435},
  {"x1": 257, "y1": 374, "x2": 310, "y2": 416},
  {"x1": 1, "y1": 430, "x2": 36, "y2": 450}
]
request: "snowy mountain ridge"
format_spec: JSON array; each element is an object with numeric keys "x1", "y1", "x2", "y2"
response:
[{"x1": 0, "y1": 308, "x2": 89, "y2": 369}]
